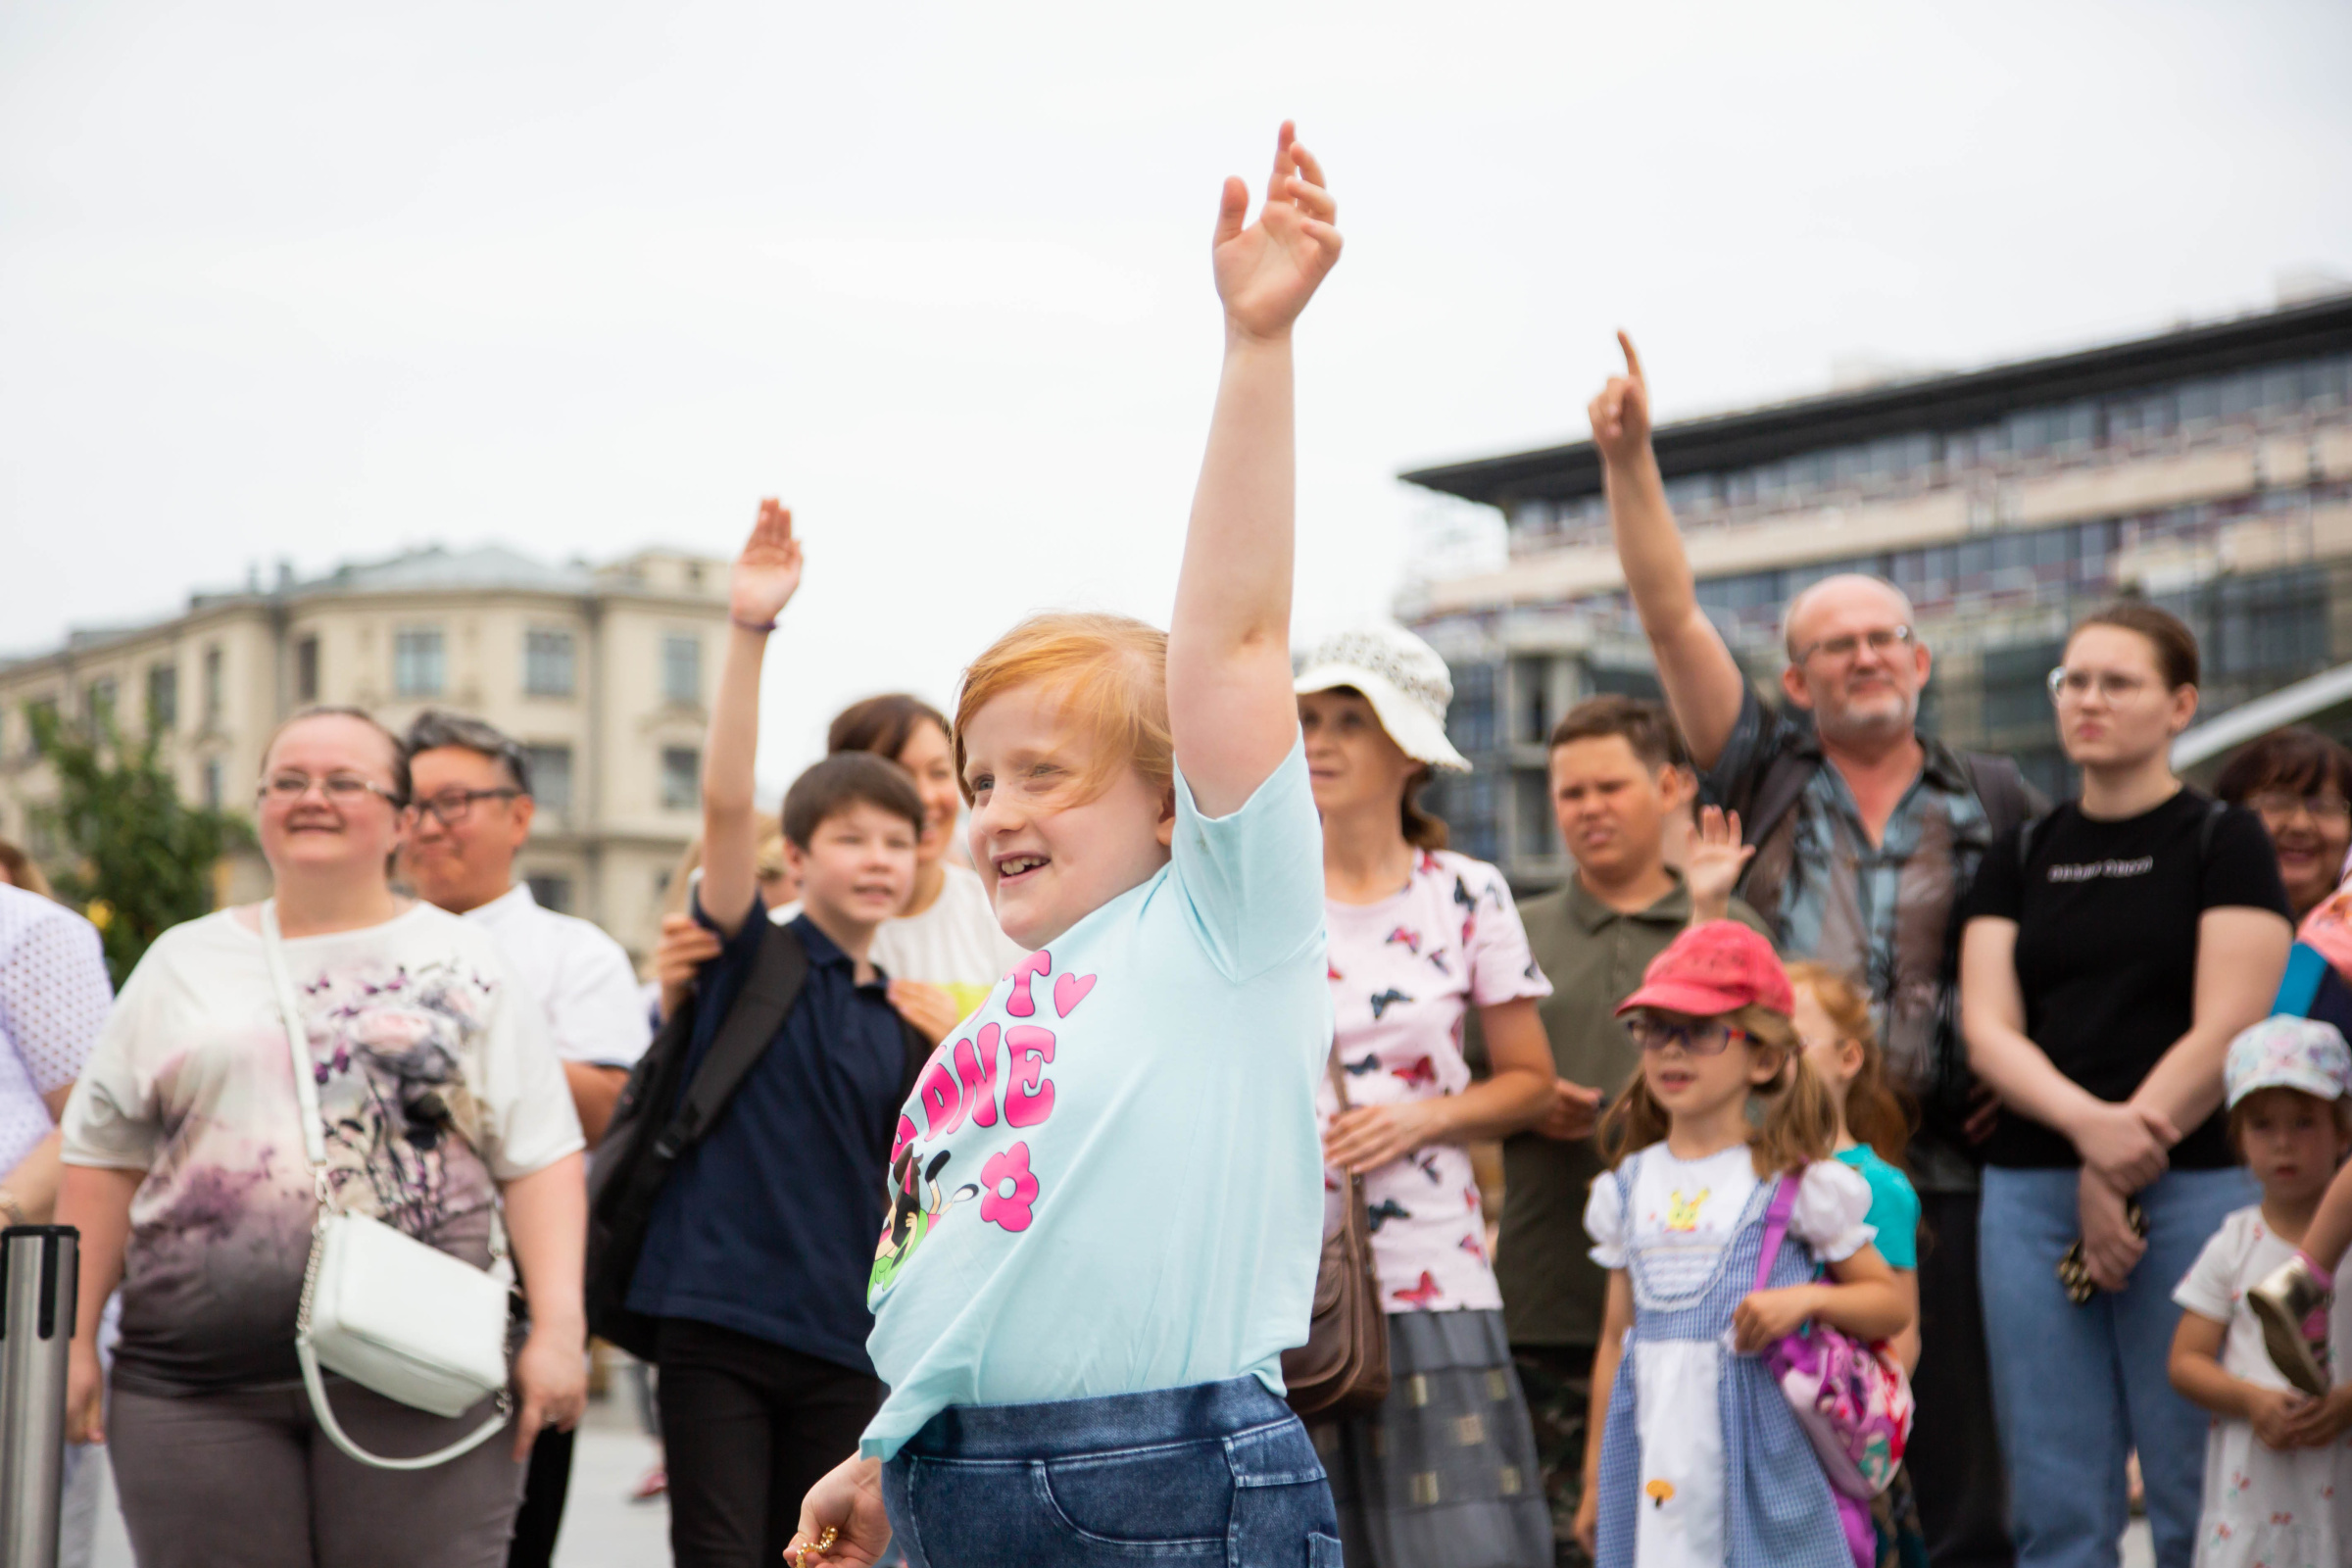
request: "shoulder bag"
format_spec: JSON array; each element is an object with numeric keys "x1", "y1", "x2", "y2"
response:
[
  {"x1": 1281, "y1": 1041, "x2": 1391, "y2": 1421},
  {"x1": 261, "y1": 903, "x2": 514, "y2": 1471}
]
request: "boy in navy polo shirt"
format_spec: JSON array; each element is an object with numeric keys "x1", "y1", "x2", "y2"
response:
[{"x1": 626, "y1": 500, "x2": 929, "y2": 1567}]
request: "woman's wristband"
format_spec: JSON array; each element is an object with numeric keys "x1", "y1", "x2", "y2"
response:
[{"x1": 731, "y1": 615, "x2": 777, "y2": 634}]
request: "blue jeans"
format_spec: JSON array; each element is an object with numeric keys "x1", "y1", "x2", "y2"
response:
[
  {"x1": 881, "y1": 1377, "x2": 1342, "y2": 1568},
  {"x1": 1980, "y1": 1164, "x2": 2253, "y2": 1568}
]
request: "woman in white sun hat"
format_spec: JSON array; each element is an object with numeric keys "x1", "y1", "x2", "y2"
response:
[{"x1": 1296, "y1": 623, "x2": 1560, "y2": 1568}]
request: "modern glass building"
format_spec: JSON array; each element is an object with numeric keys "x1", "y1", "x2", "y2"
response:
[{"x1": 1399, "y1": 292, "x2": 2352, "y2": 889}]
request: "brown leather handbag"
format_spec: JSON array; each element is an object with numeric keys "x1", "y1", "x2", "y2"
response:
[{"x1": 1282, "y1": 1044, "x2": 1392, "y2": 1421}]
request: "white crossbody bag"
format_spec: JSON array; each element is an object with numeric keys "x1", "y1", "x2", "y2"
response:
[{"x1": 262, "y1": 902, "x2": 514, "y2": 1470}]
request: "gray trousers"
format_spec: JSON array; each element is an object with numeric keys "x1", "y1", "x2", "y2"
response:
[{"x1": 108, "y1": 1380, "x2": 525, "y2": 1568}]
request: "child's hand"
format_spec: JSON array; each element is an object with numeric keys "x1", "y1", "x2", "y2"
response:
[
  {"x1": 1572, "y1": 1488, "x2": 1598, "y2": 1558},
  {"x1": 1211, "y1": 122, "x2": 1342, "y2": 346},
  {"x1": 654, "y1": 912, "x2": 725, "y2": 1022},
  {"x1": 1587, "y1": 332, "x2": 1652, "y2": 468},
  {"x1": 1732, "y1": 1285, "x2": 1822, "y2": 1353},
  {"x1": 730, "y1": 499, "x2": 804, "y2": 628},
  {"x1": 2280, "y1": 1385, "x2": 2352, "y2": 1448},
  {"x1": 2249, "y1": 1385, "x2": 2314, "y2": 1450},
  {"x1": 889, "y1": 980, "x2": 965, "y2": 1047},
  {"x1": 1534, "y1": 1077, "x2": 1604, "y2": 1141},
  {"x1": 1686, "y1": 807, "x2": 1753, "y2": 924}
]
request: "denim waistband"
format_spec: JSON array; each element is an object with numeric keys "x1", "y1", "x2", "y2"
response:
[{"x1": 899, "y1": 1376, "x2": 1296, "y2": 1461}]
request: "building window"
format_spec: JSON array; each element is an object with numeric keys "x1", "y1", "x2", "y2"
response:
[
  {"x1": 84, "y1": 677, "x2": 118, "y2": 727},
  {"x1": 203, "y1": 759, "x2": 222, "y2": 809},
  {"x1": 524, "y1": 630, "x2": 576, "y2": 698},
  {"x1": 662, "y1": 635, "x2": 702, "y2": 707},
  {"x1": 147, "y1": 663, "x2": 178, "y2": 731},
  {"x1": 661, "y1": 747, "x2": 700, "y2": 810},
  {"x1": 203, "y1": 645, "x2": 223, "y2": 723},
  {"x1": 1446, "y1": 662, "x2": 1496, "y2": 757},
  {"x1": 295, "y1": 636, "x2": 319, "y2": 703},
  {"x1": 525, "y1": 873, "x2": 575, "y2": 914},
  {"x1": 394, "y1": 627, "x2": 445, "y2": 698},
  {"x1": 524, "y1": 745, "x2": 573, "y2": 814}
]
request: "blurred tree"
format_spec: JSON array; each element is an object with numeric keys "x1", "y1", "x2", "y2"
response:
[{"x1": 27, "y1": 705, "x2": 250, "y2": 984}]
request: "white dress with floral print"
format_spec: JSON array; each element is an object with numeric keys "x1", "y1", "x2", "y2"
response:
[
  {"x1": 2174, "y1": 1204, "x2": 2352, "y2": 1568},
  {"x1": 1316, "y1": 848, "x2": 1551, "y2": 1314}
]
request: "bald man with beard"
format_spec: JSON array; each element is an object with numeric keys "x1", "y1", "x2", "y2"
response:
[{"x1": 1591, "y1": 334, "x2": 2038, "y2": 1568}]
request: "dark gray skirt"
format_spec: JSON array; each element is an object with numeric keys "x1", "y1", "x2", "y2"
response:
[{"x1": 1306, "y1": 1307, "x2": 1555, "y2": 1568}]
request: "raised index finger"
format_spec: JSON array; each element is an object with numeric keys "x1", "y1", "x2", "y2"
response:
[{"x1": 1617, "y1": 330, "x2": 1646, "y2": 388}]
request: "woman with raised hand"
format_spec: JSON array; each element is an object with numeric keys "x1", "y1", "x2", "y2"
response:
[
  {"x1": 56, "y1": 707, "x2": 588, "y2": 1568},
  {"x1": 1295, "y1": 624, "x2": 1558, "y2": 1567},
  {"x1": 1960, "y1": 604, "x2": 2293, "y2": 1568},
  {"x1": 786, "y1": 121, "x2": 1344, "y2": 1568}
]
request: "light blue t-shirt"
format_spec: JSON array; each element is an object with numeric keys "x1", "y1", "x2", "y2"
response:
[
  {"x1": 1836, "y1": 1144, "x2": 1920, "y2": 1270},
  {"x1": 860, "y1": 742, "x2": 1331, "y2": 1460}
]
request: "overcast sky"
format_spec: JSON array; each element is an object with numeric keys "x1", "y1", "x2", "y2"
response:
[{"x1": 6, "y1": 0, "x2": 2350, "y2": 787}]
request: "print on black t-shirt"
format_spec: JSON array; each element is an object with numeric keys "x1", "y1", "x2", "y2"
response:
[{"x1": 1960, "y1": 789, "x2": 2290, "y2": 1172}]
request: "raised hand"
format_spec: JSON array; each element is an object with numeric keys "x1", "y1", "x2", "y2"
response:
[
  {"x1": 730, "y1": 498, "x2": 803, "y2": 629},
  {"x1": 1687, "y1": 806, "x2": 1754, "y2": 924},
  {"x1": 1212, "y1": 122, "x2": 1342, "y2": 345},
  {"x1": 1587, "y1": 331, "x2": 1652, "y2": 468}
]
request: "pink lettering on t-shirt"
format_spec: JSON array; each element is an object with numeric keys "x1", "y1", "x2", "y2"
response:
[
  {"x1": 954, "y1": 1024, "x2": 1003, "y2": 1129},
  {"x1": 1004, "y1": 1025, "x2": 1057, "y2": 1128},
  {"x1": 1004, "y1": 951, "x2": 1054, "y2": 1018},
  {"x1": 890, "y1": 1115, "x2": 916, "y2": 1166},
  {"x1": 918, "y1": 1062, "x2": 963, "y2": 1137}
]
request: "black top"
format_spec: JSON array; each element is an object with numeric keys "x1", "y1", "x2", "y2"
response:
[
  {"x1": 625, "y1": 907, "x2": 906, "y2": 1373},
  {"x1": 1961, "y1": 788, "x2": 2289, "y2": 1170}
]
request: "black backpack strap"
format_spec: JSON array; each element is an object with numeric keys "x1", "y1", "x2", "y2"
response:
[
  {"x1": 1958, "y1": 752, "x2": 2037, "y2": 848},
  {"x1": 653, "y1": 919, "x2": 811, "y2": 1159},
  {"x1": 2196, "y1": 796, "x2": 2228, "y2": 864},
  {"x1": 1738, "y1": 747, "x2": 1819, "y2": 852}
]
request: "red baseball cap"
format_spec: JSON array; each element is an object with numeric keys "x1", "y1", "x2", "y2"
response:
[{"x1": 1615, "y1": 920, "x2": 1793, "y2": 1018}]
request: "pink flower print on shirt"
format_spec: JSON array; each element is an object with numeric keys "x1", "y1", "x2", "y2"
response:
[
  {"x1": 1004, "y1": 1026, "x2": 1056, "y2": 1128},
  {"x1": 979, "y1": 1142, "x2": 1039, "y2": 1232},
  {"x1": 1004, "y1": 950, "x2": 1053, "y2": 1018},
  {"x1": 1392, "y1": 1270, "x2": 1445, "y2": 1308}
]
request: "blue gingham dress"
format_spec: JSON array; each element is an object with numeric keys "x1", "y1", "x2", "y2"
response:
[{"x1": 1593, "y1": 1151, "x2": 1852, "y2": 1568}]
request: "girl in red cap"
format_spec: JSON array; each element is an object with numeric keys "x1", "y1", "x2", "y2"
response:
[{"x1": 1573, "y1": 919, "x2": 1910, "y2": 1568}]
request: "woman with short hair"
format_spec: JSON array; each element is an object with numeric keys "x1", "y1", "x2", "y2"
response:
[
  {"x1": 1960, "y1": 604, "x2": 2294, "y2": 1568},
  {"x1": 2215, "y1": 724, "x2": 2352, "y2": 921},
  {"x1": 56, "y1": 706, "x2": 590, "y2": 1568}
]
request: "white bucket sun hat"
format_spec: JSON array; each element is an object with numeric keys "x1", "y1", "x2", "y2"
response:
[{"x1": 1294, "y1": 624, "x2": 1472, "y2": 773}]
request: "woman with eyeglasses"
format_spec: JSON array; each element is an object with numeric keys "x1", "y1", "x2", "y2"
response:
[
  {"x1": 1958, "y1": 604, "x2": 2293, "y2": 1568},
  {"x1": 53, "y1": 706, "x2": 591, "y2": 1568},
  {"x1": 2215, "y1": 726, "x2": 2352, "y2": 921}
]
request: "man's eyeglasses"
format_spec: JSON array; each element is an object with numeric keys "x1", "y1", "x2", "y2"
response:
[
  {"x1": 414, "y1": 787, "x2": 522, "y2": 827},
  {"x1": 258, "y1": 771, "x2": 405, "y2": 809},
  {"x1": 1626, "y1": 1016, "x2": 1747, "y2": 1056},
  {"x1": 2045, "y1": 667, "x2": 2152, "y2": 704},
  {"x1": 1793, "y1": 624, "x2": 1915, "y2": 667},
  {"x1": 2247, "y1": 791, "x2": 2352, "y2": 827}
]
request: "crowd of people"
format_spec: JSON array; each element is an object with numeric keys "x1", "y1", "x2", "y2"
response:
[{"x1": 5, "y1": 124, "x2": 2352, "y2": 1568}]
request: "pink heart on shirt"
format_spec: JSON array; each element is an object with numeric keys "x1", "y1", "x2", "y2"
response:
[{"x1": 1054, "y1": 971, "x2": 1096, "y2": 1018}]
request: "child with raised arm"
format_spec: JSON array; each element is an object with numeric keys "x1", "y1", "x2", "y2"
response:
[
  {"x1": 1572, "y1": 922, "x2": 1909, "y2": 1568},
  {"x1": 786, "y1": 122, "x2": 1344, "y2": 1568},
  {"x1": 2169, "y1": 1018, "x2": 2352, "y2": 1568}
]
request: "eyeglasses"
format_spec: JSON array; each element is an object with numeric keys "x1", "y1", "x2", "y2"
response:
[
  {"x1": 413, "y1": 787, "x2": 522, "y2": 827},
  {"x1": 2247, "y1": 791, "x2": 2352, "y2": 827},
  {"x1": 2045, "y1": 667, "x2": 2153, "y2": 704},
  {"x1": 258, "y1": 771, "x2": 405, "y2": 809},
  {"x1": 1626, "y1": 1016, "x2": 1748, "y2": 1056},
  {"x1": 1793, "y1": 624, "x2": 1915, "y2": 666}
]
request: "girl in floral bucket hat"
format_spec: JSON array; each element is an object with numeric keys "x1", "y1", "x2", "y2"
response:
[
  {"x1": 2168, "y1": 1016, "x2": 2352, "y2": 1568},
  {"x1": 1577, "y1": 920, "x2": 1911, "y2": 1568}
]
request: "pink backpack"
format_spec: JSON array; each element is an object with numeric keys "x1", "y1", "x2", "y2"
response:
[{"x1": 1754, "y1": 1174, "x2": 1916, "y2": 1567}]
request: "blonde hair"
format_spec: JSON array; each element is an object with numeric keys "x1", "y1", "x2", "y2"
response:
[
  {"x1": 1786, "y1": 960, "x2": 1914, "y2": 1170},
  {"x1": 954, "y1": 612, "x2": 1173, "y2": 807},
  {"x1": 1598, "y1": 1002, "x2": 1844, "y2": 1178}
]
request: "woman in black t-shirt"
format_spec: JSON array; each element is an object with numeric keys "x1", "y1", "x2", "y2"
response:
[{"x1": 1959, "y1": 602, "x2": 2291, "y2": 1568}]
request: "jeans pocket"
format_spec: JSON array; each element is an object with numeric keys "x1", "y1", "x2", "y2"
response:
[
  {"x1": 1307, "y1": 1535, "x2": 1344, "y2": 1568},
  {"x1": 1035, "y1": 1440, "x2": 1234, "y2": 1553}
]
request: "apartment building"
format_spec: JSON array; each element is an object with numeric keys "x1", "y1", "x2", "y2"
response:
[
  {"x1": 0, "y1": 544, "x2": 730, "y2": 960},
  {"x1": 1399, "y1": 291, "x2": 2352, "y2": 890}
]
